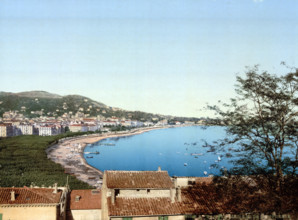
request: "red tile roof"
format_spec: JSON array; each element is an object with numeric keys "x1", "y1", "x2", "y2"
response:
[
  {"x1": 108, "y1": 176, "x2": 298, "y2": 217},
  {"x1": 105, "y1": 171, "x2": 174, "y2": 189},
  {"x1": 195, "y1": 177, "x2": 213, "y2": 184},
  {"x1": 108, "y1": 197, "x2": 183, "y2": 217},
  {"x1": 70, "y1": 190, "x2": 101, "y2": 210},
  {"x1": 0, "y1": 187, "x2": 62, "y2": 205}
]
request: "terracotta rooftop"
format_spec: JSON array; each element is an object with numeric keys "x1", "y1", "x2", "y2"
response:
[
  {"x1": 108, "y1": 197, "x2": 184, "y2": 217},
  {"x1": 195, "y1": 177, "x2": 213, "y2": 184},
  {"x1": 0, "y1": 187, "x2": 62, "y2": 205},
  {"x1": 107, "y1": 176, "x2": 298, "y2": 217},
  {"x1": 105, "y1": 171, "x2": 174, "y2": 189},
  {"x1": 70, "y1": 190, "x2": 101, "y2": 210}
]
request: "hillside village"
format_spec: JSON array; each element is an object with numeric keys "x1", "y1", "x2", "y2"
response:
[{"x1": 0, "y1": 91, "x2": 202, "y2": 137}]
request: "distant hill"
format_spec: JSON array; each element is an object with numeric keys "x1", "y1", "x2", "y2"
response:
[
  {"x1": 0, "y1": 91, "x2": 194, "y2": 122},
  {"x1": 15, "y1": 91, "x2": 63, "y2": 99},
  {"x1": 0, "y1": 91, "x2": 62, "y2": 99}
]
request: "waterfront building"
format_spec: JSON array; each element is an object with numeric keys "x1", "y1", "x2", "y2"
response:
[
  {"x1": 39, "y1": 125, "x2": 60, "y2": 136},
  {"x1": 144, "y1": 121, "x2": 154, "y2": 127},
  {"x1": 16, "y1": 124, "x2": 34, "y2": 135},
  {"x1": 102, "y1": 121, "x2": 119, "y2": 127},
  {"x1": 0, "y1": 123, "x2": 13, "y2": 137},
  {"x1": 131, "y1": 120, "x2": 144, "y2": 127},
  {"x1": 87, "y1": 124, "x2": 100, "y2": 132},
  {"x1": 69, "y1": 124, "x2": 88, "y2": 133},
  {"x1": 120, "y1": 120, "x2": 132, "y2": 127},
  {"x1": 0, "y1": 185, "x2": 68, "y2": 220}
]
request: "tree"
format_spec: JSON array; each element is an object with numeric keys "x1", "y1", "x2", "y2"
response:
[{"x1": 208, "y1": 64, "x2": 297, "y2": 193}]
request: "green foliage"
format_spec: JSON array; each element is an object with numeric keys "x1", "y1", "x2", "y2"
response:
[
  {"x1": 109, "y1": 125, "x2": 131, "y2": 132},
  {"x1": 0, "y1": 134, "x2": 92, "y2": 189},
  {"x1": 207, "y1": 64, "x2": 297, "y2": 192}
]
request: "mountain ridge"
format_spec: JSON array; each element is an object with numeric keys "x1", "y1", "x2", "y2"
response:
[{"x1": 0, "y1": 91, "x2": 199, "y2": 122}]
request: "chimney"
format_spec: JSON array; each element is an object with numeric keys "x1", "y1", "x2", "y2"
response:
[
  {"x1": 173, "y1": 176, "x2": 178, "y2": 188},
  {"x1": 53, "y1": 183, "x2": 58, "y2": 194},
  {"x1": 170, "y1": 188, "x2": 175, "y2": 203},
  {"x1": 177, "y1": 187, "x2": 181, "y2": 202},
  {"x1": 157, "y1": 166, "x2": 161, "y2": 171},
  {"x1": 111, "y1": 189, "x2": 115, "y2": 204},
  {"x1": 11, "y1": 191, "x2": 15, "y2": 201}
]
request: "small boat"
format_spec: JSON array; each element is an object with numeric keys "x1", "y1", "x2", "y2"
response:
[
  {"x1": 86, "y1": 156, "x2": 93, "y2": 158},
  {"x1": 204, "y1": 171, "x2": 208, "y2": 175},
  {"x1": 90, "y1": 151, "x2": 100, "y2": 154},
  {"x1": 218, "y1": 156, "x2": 221, "y2": 161},
  {"x1": 84, "y1": 152, "x2": 91, "y2": 154},
  {"x1": 191, "y1": 153, "x2": 203, "y2": 156},
  {"x1": 184, "y1": 163, "x2": 188, "y2": 166}
]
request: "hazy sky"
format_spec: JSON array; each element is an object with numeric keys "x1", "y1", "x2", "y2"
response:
[{"x1": 0, "y1": 0, "x2": 297, "y2": 117}]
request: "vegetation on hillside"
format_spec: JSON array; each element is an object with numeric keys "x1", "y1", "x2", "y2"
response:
[
  {"x1": 0, "y1": 133, "x2": 93, "y2": 189},
  {"x1": 0, "y1": 91, "x2": 200, "y2": 122}
]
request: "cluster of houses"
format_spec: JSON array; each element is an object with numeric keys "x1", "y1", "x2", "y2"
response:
[
  {"x1": 0, "y1": 111, "x2": 163, "y2": 137},
  {"x1": 0, "y1": 168, "x2": 295, "y2": 220}
]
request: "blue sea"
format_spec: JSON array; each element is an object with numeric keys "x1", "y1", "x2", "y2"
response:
[{"x1": 84, "y1": 126, "x2": 236, "y2": 177}]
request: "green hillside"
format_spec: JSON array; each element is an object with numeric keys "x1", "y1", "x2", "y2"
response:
[{"x1": 0, "y1": 91, "x2": 199, "y2": 122}]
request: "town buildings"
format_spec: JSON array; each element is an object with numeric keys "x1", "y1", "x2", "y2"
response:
[
  {"x1": 0, "y1": 123, "x2": 13, "y2": 137},
  {"x1": 0, "y1": 110, "x2": 172, "y2": 138},
  {"x1": 0, "y1": 169, "x2": 296, "y2": 220}
]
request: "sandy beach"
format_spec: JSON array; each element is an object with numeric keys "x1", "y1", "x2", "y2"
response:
[{"x1": 46, "y1": 126, "x2": 172, "y2": 188}]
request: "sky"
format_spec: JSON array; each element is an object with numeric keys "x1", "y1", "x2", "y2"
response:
[{"x1": 0, "y1": 0, "x2": 297, "y2": 117}]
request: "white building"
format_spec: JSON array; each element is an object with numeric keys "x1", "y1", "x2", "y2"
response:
[
  {"x1": 16, "y1": 124, "x2": 34, "y2": 135},
  {"x1": 39, "y1": 125, "x2": 58, "y2": 136}
]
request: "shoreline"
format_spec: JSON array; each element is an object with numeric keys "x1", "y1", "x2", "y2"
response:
[{"x1": 47, "y1": 125, "x2": 187, "y2": 188}]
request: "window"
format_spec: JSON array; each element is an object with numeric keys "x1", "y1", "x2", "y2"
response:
[
  {"x1": 159, "y1": 217, "x2": 168, "y2": 220},
  {"x1": 122, "y1": 218, "x2": 132, "y2": 220},
  {"x1": 185, "y1": 215, "x2": 196, "y2": 220},
  {"x1": 147, "y1": 189, "x2": 151, "y2": 193},
  {"x1": 115, "y1": 189, "x2": 120, "y2": 196}
]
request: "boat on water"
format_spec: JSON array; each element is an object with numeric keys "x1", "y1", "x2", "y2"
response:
[
  {"x1": 204, "y1": 171, "x2": 208, "y2": 175},
  {"x1": 85, "y1": 151, "x2": 100, "y2": 155},
  {"x1": 191, "y1": 153, "x2": 203, "y2": 156},
  {"x1": 184, "y1": 163, "x2": 188, "y2": 166},
  {"x1": 90, "y1": 151, "x2": 100, "y2": 154},
  {"x1": 218, "y1": 156, "x2": 221, "y2": 161},
  {"x1": 99, "y1": 143, "x2": 115, "y2": 146},
  {"x1": 86, "y1": 156, "x2": 93, "y2": 158}
]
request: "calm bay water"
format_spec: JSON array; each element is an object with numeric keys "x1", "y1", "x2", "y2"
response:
[{"x1": 84, "y1": 126, "x2": 235, "y2": 177}]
